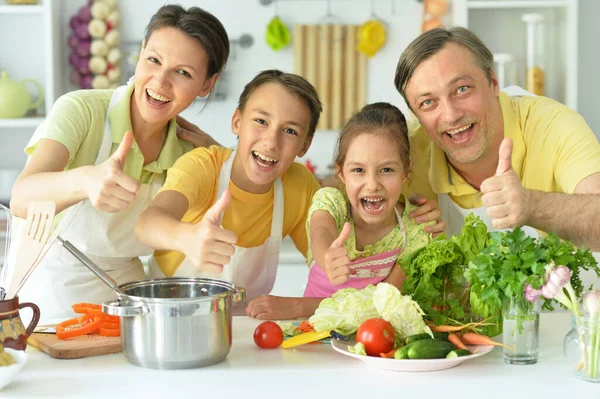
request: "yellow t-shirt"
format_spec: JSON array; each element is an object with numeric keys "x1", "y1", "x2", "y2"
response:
[
  {"x1": 25, "y1": 86, "x2": 193, "y2": 183},
  {"x1": 154, "y1": 146, "x2": 321, "y2": 276},
  {"x1": 404, "y1": 92, "x2": 600, "y2": 209},
  {"x1": 305, "y1": 187, "x2": 433, "y2": 266}
]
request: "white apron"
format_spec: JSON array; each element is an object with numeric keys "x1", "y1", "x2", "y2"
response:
[
  {"x1": 147, "y1": 150, "x2": 283, "y2": 309},
  {"x1": 439, "y1": 86, "x2": 539, "y2": 238},
  {"x1": 15, "y1": 82, "x2": 162, "y2": 321}
]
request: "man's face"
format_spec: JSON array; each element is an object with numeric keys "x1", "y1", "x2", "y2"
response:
[{"x1": 404, "y1": 43, "x2": 502, "y2": 165}]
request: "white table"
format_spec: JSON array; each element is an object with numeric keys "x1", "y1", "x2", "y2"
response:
[{"x1": 2, "y1": 313, "x2": 598, "y2": 398}]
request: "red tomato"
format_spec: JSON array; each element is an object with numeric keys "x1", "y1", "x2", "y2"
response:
[
  {"x1": 253, "y1": 321, "x2": 284, "y2": 349},
  {"x1": 356, "y1": 318, "x2": 395, "y2": 356}
]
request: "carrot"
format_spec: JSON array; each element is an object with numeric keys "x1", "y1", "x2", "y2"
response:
[
  {"x1": 428, "y1": 317, "x2": 494, "y2": 333},
  {"x1": 380, "y1": 348, "x2": 398, "y2": 358},
  {"x1": 296, "y1": 320, "x2": 315, "y2": 333},
  {"x1": 460, "y1": 332, "x2": 514, "y2": 351},
  {"x1": 448, "y1": 333, "x2": 469, "y2": 351}
]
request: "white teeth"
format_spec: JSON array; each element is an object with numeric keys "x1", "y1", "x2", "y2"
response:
[
  {"x1": 253, "y1": 151, "x2": 278, "y2": 163},
  {"x1": 146, "y1": 89, "x2": 172, "y2": 102},
  {"x1": 447, "y1": 124, "x2": 472, "y2": 135},
  {"x1": 363, "y1": 197, "x2": 384, "y2": 203}
]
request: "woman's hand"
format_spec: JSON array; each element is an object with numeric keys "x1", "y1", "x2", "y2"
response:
[
  {"x1": 176, "y1": 116, "x2": 221, "y2": 148},
  {"x1": 407, "y1": 193, "x2": 446, "y2": 237},
  {"x1": 184, "y1": 190, "x2": 237, "y2": 274},
  {"x1": 84, "y1": 131, "x2": 140, "y2": 212}
]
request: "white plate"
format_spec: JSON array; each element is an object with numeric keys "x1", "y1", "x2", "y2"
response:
[
  {"x1": 0, "y1": 348, "x2": 28, "y2": 391},
  {"x1": 331, "y1": 339, "x2": 494, "y2": 372}
]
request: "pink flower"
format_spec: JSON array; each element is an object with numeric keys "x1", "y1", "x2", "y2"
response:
[{"x1": 524, "y1": 284, "x2": 542, "y2": 302}]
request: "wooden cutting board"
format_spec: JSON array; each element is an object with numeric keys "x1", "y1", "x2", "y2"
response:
[{"x1": 28, "y1": 326, "x2": 121, "y2": 359}]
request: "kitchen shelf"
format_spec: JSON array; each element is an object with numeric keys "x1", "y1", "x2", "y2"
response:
[
  {"x1": 467, "y1": 0, "x2": 569, "y2": 9},
  {"x1": 0, "y1": 5, "x2": 43, "y2": 14},
  {"x1": 0, "y1": 116, "x2": 44, "y2": 128}
]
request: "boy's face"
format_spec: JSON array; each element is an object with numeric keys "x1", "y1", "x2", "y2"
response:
[{"x1": 231, "y1": 82, "x2": 313, "y2": 194}]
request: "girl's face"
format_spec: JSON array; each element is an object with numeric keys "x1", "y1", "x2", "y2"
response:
[
  {"x1": 230, "y1": 82, "x2": 313, "y2": 194},
  {"x1": 339, "y1": 132, "x2": 408, "y2": 226},
  {"x1": 134, "y1": 27, "x2": 218, "y2": 126}
]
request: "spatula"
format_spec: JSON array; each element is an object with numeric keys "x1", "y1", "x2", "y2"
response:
[{"x1": 6, "y1": 201, "x2": 56, "y2": 299}]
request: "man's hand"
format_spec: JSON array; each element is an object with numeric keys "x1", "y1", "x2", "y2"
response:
[
  {"x1": 176, "y1": 116, "x2": 221, "y2": 148},
  {"x1": 185, "y1": 189, "x2": 237, "y2": 273},
  {"x1": 407, "y1": 194, "x2": 446, "y2": 237},
  {"x1": 322, "y1": 222, "x2": 352, "y2": 285},
  {"x1": 84, "y1": 131, "x2": 140, "y2": 212},
  {"x1": 480, "y1": 138, "x2": 531, "y2": 229}
]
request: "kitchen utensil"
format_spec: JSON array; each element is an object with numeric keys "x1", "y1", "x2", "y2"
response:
[
  {"x1": 56, "y1": 236, "x2": 126, "y2": 297},
  {"x1": 28, "y1": 327, "x2": 121, "y2": 359},
  {"x1": 0, "y1": 295, "x2": 40, "y2": 351},
  {"x1": 6, "y1": 201, "x2": 55, "y2": 299},
  {"x1": 331, "y1": 339, "x2": 494, "y2": 372},
  {"x1": 0, "y1": 204, "x2": 12, "y2": 300},
  {"x1": 282, "y1": 329, "x2": 349, "y2": 349},
  {"x1": 0, "y1": 71, "x2": 44, "y2": 119},
  {"x1": 103, "y1": 277, "x2": 245, "y2": 369}
]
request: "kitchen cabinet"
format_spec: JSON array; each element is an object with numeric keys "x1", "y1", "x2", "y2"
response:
[
  {"x1": 451, "y1": 0, "x2": 578, "y2": 110},
  {"x1": 0, "y1": 0, "x2": 62, "y2": 129}
]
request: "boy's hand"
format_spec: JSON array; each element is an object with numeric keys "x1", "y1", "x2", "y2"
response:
[
  {"x1": 85, "y1": 131, "x2": 140, "y2": 213},
  {"x1": 186, "y1": 189, "x2": 237, "y2": 274},
  {"x1": 408, "y1": 193, "x2": 446, "y2": 237},
  {"x1": 323, "y1": 222, "x2": 352, "y2": 285}
]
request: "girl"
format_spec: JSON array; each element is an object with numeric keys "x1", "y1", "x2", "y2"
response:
[
  {"x1": 246, "y1": 102, "x2": 435, "y2": 319},
  {"x1": 9, "y1": 5, "x2": 229, "y2": 319}
]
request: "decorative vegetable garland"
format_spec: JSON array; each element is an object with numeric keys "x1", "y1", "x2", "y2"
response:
[{"x1": 68, "y1": 0, "x2": 122, "y2": 90}]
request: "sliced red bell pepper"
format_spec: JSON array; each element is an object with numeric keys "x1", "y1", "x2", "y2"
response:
[{"x1": 56, "y1": 316, "x2": 102, "y2": 340}]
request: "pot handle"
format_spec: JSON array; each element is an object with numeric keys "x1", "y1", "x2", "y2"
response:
[
  {"x1": 232, "y1": 286, "x2": 246, "y2": 303},
  {"x1": 103, "y1": 299, "x2": 149, "y2": 317}
]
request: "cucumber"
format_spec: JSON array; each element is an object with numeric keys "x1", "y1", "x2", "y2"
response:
[
  {"x1": 446, "y1": 349, "x2": 472, "y2": 358},
  {"x1": 407, "y1": 339, "x2": 457, "y2": 359},
  {"x1": 394, "y1": 342, "x2": 416, "y2": 359},
  {"x1": 405, "y1": 332, "x2": 449, "y2": 344}
]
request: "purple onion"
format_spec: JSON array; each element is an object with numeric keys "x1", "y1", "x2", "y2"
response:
[
  {"x1": 69, "y1": 52, "x2": 81, "y2": 67},
  {"x1": 77, "y1": 58, "x2": 91, "y2": 75},
  {"x1": 75, "y1": 24, "x2": 90, "y2": 40},
  {"x1": 78, "y1": 5, "x2": 92, "y2": 23},
  {"x1": 76, "y1": 41, "x2": 91, "y2": 58},
  {"x1": 70, "y1": 15, "x2": 82, "y2": 30},
  {"x1": 81, "y1": 74, "x2": 93, "y2": 89},
  {"x1": 70, "y1": 70, "x2": 82, "y2": 86}
]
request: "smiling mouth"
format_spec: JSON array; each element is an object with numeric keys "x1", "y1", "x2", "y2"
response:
[
  {"x1": 252, "y1": 151, "x2": 279, "y2": 168},
  {"x1": 360, "y1": 197, "x2": 386, "y2": 214},
  {"x1": 146, "y1": 89, "x2": 172, "y2": 106},
  {"x1": 444, "y1": 123, "x2": 474, "y2": 139}
]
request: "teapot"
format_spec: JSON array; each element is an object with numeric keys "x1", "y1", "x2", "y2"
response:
[{"x1": 0, "y1": 71, "x2": 44, "y2": 119}]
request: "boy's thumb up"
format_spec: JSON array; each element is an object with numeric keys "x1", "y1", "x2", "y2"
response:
[
  {"x1": 331, "y1": 222, "x2": 351, "y2": 249},
  {"x1": 111, "y1": 131, "x2": 134, "y2": 169},
  {"x1": 204, "y1": 189, "x2": 231, "y2": 226}
]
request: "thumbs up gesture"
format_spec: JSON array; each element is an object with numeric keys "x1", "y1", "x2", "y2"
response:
[
  {"x1": 186, "y1": 189, "x2": 237, "y2": 274},
  {"x1": 322, "y1": 222, "x2": 352, "y2": 285},
  {"x1": 84, "y1": 131, "x2": 141, "y2": 212},
  {"x1": 480, "y1": 138, "x2": 531, "y2": 229}
]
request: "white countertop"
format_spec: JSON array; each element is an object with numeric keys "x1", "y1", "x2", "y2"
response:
[{"x1": 2, "y1": 312, "x2": 598, "y2": 398}]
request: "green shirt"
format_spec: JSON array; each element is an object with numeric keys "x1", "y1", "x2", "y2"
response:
[
  {"x1": 25, "y1": 85, "x2": 194, "y2": 183},
  {"x1": 305, "y1": 187, "x2": 433, "y2": 266}
]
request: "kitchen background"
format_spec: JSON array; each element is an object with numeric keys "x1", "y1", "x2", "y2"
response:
[{"x1": 0, "y1": 0, "x2": 599, "y2": 201}]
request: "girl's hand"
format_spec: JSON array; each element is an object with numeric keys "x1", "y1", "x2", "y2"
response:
[
  {"x1": 84, "y1": 131, "x2": 140, "y2": 212},
  {"x1": 185, "y1": 190, "x2": 237, "y2": 274},
  {"x1": 323, "y1": 222, "x2": 352, "y2": 285},
  {"x1": 176, "y1": 116, "x2": 221, "y2": 148},
  {"x1": 408, "y1": 193, "x2": 446, "y2": 237}
]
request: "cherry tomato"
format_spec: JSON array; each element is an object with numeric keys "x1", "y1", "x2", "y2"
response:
[
  {"x1": 253, "y1": 321, "x2": 284, "y2": 349},
  {"x1": 356, "y1": 318, "x2": 395, "y2": 357}
]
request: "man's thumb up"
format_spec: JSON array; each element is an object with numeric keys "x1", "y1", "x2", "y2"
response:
[
  {"x1": 331, "y1": 222, "x2": 351, "y2": 249},
  {"x1": 204, "y1": 189, "x2": 231, "y2": 226},
  {"x1": 111, "y1": 131, "x2": 134, "y2": 169},
  {"x1": 495, "y1": 138, "x2": 514, "y2": 176}
]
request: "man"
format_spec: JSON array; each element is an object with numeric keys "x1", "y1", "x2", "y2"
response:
[{"x1": 395, "y1": 27, "x2": 600, "y2": 250}]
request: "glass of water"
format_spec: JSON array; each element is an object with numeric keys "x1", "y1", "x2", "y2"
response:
[{"x1": 502, "y1": 297, "x2": 541, "y2": 365}]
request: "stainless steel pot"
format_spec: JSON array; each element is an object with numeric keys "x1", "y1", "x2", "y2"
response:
[{"x1": 103, "y1": 277, "x2": 245, "y2": 370}]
